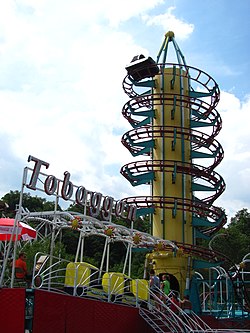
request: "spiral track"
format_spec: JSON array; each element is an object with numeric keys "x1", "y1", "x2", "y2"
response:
[{"x1": 121, "y1": 44, "x2": 226, "y2": 240}]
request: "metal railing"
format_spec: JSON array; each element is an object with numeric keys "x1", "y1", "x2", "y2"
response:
[{"x1": 29, "y1": 253, "x2": 218, "y2": 332}]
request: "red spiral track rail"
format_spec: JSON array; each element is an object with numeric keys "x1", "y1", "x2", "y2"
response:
[{"x1": 120, "y1": 47, "x2": 226, "y2": 241}]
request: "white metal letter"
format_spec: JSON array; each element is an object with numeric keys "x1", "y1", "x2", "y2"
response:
[
  {"x1": 44, "y1": 175, "x2": 57, "y2": 195},
  {"x1": 61, "y1": 171, "x2": 73, "y2": 200},
  {"x1": 90, "y1": 192, "x2": 102, "y2": 217},
  {"x1": 101, "y1": 196, "x2": 114, "y2": 221},
  {"x1": 27, "y1": 155, "x2": 50, "y2": 190},
  {"x1": 75, "y1": 186, "x2": 87, "y2": 205}
]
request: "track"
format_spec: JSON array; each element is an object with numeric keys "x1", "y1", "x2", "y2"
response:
[{"x1": 120, "y1": 61, "x2": 226, "y2": 238}]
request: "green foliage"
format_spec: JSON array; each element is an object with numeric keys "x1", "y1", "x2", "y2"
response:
[
  {"x1": 1, "y1": 190, "x2": 60, "y2": 217},
  {"x1": 201, "y1": 208, "x2": 250, "y2": 269},
  {"x1": 21, "y1": 238, "x2": 74, "y2": 272},
  {"x1": 84, "y1": 236, "x2": 106, "y2": 267},
  {"x1": 130, "y1": 252, "x2": 147, "y2": 278},
  {"x1": 112, "y1": 215, "x2": 151, "y2": 233},
  {"x1": 67, "y1": 203, "x2": 89, "y2": 215},
  {"x1": 226, "y1": 208, "x2": 250, "y2": 262},
  {"x1": 61, "y1": 228, "x2": 80, "y2": 255}
]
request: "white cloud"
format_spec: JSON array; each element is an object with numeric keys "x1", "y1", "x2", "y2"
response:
[
  {"x1": 218, "y1": 92, "x2": 250, "y2": 159},
  {"x1": 142, "y1": 6, "x2": 194, "y2": 40},
  {"x1": 0, "y1": 0, "x2": 161, "y2": 202},
  {"x1": 216, "y1": 92, "x2": 250, "y2": 220}
]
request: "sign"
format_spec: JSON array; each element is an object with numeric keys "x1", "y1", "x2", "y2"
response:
[{"x1": 26, "y1": 155, "x2": 137, "y2": 221}]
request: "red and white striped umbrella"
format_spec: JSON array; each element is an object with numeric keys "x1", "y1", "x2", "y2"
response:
[{"x1": 0, "y1": 218, "x2": 37, "y2": 241}]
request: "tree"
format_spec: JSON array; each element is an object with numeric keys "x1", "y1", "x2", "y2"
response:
[
  {"x1": 1, "y1": 190, "x2": 60, "y2": 217},
  {"x1": 206, "y1": 208, "x2": 250, "y2": 268},
  {"x1": 23, "y1": 238, "x2": 74, "y2": 272},
  {"x1": 226, "y1": 208, "x2": 250, "y2": 262}
]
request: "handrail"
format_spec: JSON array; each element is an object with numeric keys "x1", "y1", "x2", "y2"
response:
[{"x1": 30, "y1": 252, "x2": 216, "y2": 331}]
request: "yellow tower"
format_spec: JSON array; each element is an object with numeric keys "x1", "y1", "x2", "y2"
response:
[
  {"x1": 121, "y1": 32, "x2": 226, "y2": 296},
  {"x1": 150, "y1": 32, "x2": 192, "y2": 293},
  {"x1": 153, "y1": 33, "x2": 192, "y2": 243}
]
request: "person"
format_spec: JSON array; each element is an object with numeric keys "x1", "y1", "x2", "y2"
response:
[
  {"x1": 169, "y1": 292, "x2": 180, "y2": 314},
  {"x1": 15, "y1": 252, "x2": 32, "y2": 287},
  {"x1": 180, "y1": 295, "x2": 192, "y2": 314},
  {"x1": 161, "y1": 274, "x2": 171, "y2": 303},
  {"x1": 149, "y1": 269, "x2": 161, "y2": 310},
  {"x1": 150, "y1": 269, "x2": 160, "y2": 291}
]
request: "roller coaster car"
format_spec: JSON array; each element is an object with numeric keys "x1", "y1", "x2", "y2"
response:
[{"x1": 125, "y1": 54, "x2": 159, "y2": 81}]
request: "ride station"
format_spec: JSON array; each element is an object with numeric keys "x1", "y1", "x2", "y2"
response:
[{"x1": 0, "y1": 32, "x2": 249, "y2": 333}]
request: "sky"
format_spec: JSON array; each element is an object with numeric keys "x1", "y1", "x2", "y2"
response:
[{"x1": 0, "y1": 0, "x2": 249, "y2": 223}]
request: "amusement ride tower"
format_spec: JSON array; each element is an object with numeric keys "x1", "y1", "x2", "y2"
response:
[{"x1": 121, "y1": 32, "x2": 226, "y2": 298}]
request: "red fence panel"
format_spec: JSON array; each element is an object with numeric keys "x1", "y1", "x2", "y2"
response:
[
  {"x1": 32, "y1": 290, "x2": 153, "y2": 333},
  {"x1": 0, "y1": 288, "x2": 26, "y2": 333}
]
